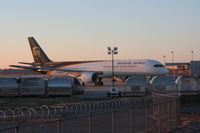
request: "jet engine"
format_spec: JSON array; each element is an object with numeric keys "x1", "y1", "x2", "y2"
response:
[{"x1": 80, "y1": 72, "x2": 98, "y2": 83}]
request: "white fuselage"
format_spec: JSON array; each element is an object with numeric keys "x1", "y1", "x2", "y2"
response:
[{"x1": 49, "y1": 59, "x2": 169, "y2": 77}]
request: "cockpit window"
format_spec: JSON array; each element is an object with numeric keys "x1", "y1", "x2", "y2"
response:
[{"x1": 154, "y1": 64, "x2": 164, "y2": 67}]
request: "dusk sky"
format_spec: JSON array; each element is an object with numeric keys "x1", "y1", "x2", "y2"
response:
[{"x1": 0, "y1": 0, "x2": 200, "y2": 68}]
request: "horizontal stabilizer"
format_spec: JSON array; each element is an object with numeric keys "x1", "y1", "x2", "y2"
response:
[
  {"x1": 10, "y1": 65, "x2": 43, "y2": 71},
  {"x1": 18, "y1": 62, "x2": 35, "y2": 65}
]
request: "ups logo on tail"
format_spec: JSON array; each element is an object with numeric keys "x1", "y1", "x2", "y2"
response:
[{"x1": 33, "y1": 47, "x2": 40, "y2": 57}]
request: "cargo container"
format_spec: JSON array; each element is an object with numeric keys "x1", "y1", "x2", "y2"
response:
[
  {"x1": 20, "y1": 77, "x2": 46, "y2": 95},
  {"x1": 175, "y1": 76, "x2": 198, "y2": 94},
  {"x1": 124, "y1": 76, "x2": 148, "y2": 96},
  {"x1": 47, "y1": 77, "x2": 73, "y2": 96},
  {"x1": 0, "y1": 78, "x2": 19, "y2": 96},
  {"x1": 150, "y1": 76, "x2": 177, "y2": 92}
]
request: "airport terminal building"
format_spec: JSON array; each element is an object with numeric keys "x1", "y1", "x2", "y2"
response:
[{"x1": 165, "y1": 61, "x2": 200, "y2": 78}]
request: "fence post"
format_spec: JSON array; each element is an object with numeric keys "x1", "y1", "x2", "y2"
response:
[
  {"x1": 176, "y1": 97, "x2": 181, "y2": 128},
  {"x1": 174, "y1": 99, "x2": 177, "y2": 129},
  {"x1": 157, "y1": 102, "x2": 161, "y2": 133},
  {"x1": 57, "y1": 120, "x2": 61, "y2": 133},
  {"x1": 112, "y1": 111, "x2": 115, "y2": 133},
  {"x1": 131, "y1": 108, "x2": 134, "y2": 133},
  {"x1": 145, "y1": 105, "x2": 148, "y2": 133},
  {"x1": 41, "y1": 123, "x2": 46, "y2": 133},
  {"x1": 167, "y1": 99, "x2": 170, "y2": 132},
  {"x1": 14, "y1": 126, "x2": 19, "y2": 133},
  {"x1": 89, "y1": 114, "x2": 92, "y2": 133},
  {"x1": 178, "y1": 98, "x2": 181, "y2": 126}
]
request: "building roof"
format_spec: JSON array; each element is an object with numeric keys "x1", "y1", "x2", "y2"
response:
[{"x1": 165, "y1": 62, "x2": 190, "y2": 66}]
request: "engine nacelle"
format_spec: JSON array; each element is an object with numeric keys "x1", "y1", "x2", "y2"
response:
[{"x1": 80, "y1": 72, "x2": 98, "y2": 83}]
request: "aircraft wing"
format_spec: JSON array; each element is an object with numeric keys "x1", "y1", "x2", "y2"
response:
[{"x1": 9, "y1": 65, "x2": 102, "y2": 73}]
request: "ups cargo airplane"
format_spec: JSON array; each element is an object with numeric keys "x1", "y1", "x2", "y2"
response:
[{"x1": 10, "y1": 37, "x2": 169, "y2": 86}]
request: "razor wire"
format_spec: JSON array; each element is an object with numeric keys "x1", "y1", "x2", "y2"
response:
[{"x1": 0, "y1": 94, "x2": 178, "y2": 128}]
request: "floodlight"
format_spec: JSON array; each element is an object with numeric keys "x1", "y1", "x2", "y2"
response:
[
  {"x1": 114, "y1": 52, "x2": 118, "y2": 54},
  {"x1": 107, "y1": 47, "x2": 111, "y2": 51},
  {"x1": 108, "y1": 52, "x2": 112, "y2": 55},
  {"x1": 113, "y1": 47, "x2": 118, "y2": 51}
]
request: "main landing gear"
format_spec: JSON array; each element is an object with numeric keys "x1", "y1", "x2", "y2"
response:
[
  {"x1": 94, "y1": 78, "x2": 104, "y2": 86},
  {"x1": 94, "y1": 81, "x2": 103, "y2": 86}
]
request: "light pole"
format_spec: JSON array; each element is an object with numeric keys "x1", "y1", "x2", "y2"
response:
[
  {"x1": 163, "y1": 56, "x2": 166, "y2": 66},
  {"x1": 171, "y1": 51, "x2": 174, "y2": 69},
  {"x1": 191, "y1": 50, "x2": 194, "y2": 61},
  {"x1": 171, "y1": 51, "x2": 174, "y2": 76},
  {"x1": 107, "y1": 47, "x2": 118, "y2": 87}
]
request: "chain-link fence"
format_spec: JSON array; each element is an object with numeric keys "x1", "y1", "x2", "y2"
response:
[{"x1": 0, "y1": 93, "x2": 180, "y2": 133}]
